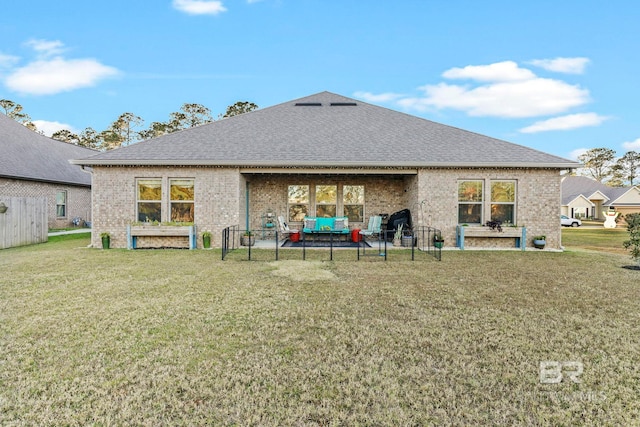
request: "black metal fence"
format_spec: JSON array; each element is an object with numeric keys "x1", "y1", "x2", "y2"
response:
[
  {"x1": 413, "y1": 226, "x2": 443, "y2": 261},
  {"x1": 221, "y1": 225, "x2": 239, "y2": 260},
  {"x1": 221, "y1": 225, "x2": 442, "y2": 261}
]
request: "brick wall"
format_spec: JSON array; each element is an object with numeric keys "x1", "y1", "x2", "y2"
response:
[
  {"x1": 91, "y1": 166, "x2": 242, "y2": 249},
  {"x1": 0, "y1": 178, "x2": 91, "y2": 229},
  {"x1": 416, "y1": 168, "x2": 562, "y2": 249},
  {"x1": 90, "y1": 166, "x2": 563, "y2": 249}
]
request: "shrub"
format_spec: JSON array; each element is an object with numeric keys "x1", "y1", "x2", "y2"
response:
[{"x1": 623, "y1": 213, "x2": 640, "y2": 264}]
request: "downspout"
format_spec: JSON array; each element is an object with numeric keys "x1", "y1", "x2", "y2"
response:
[{"x1": 245, "y1": 180, "x2": 250, "y2": 231}]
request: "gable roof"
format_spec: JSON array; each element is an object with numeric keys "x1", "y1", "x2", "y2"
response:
[
  {"x1": 1, "y1": 113, "x2": 95, "y2": 186},
  {"x1": 561, "y1": 175, "x2": 640, "y2": 206},
  {"x1": 73, "y1": 91, "x2": 579, "y2": 169},
  {"x1": 564, "y1": 193, "x2": 595, "y2": 208},
  {"x1": 606, "y1": 186, "x2": 640, "y2": 206}
]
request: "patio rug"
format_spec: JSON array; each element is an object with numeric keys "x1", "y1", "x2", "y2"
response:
[{"x1": 281, "y1": 240, "x2": 370, "y2": 248}]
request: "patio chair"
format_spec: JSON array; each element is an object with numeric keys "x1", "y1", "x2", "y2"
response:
[
  {"x1": 277, "y1": 216, "x2": 299, "y2": 240},
  {"x1": 359, "y1": 215, "x2": 382, "y2": 241}
]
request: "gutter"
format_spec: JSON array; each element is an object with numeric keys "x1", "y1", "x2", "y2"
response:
[
  {"x1": 0, "y1": 174, "x2": 91, "y2": 188},
  {"x1": 69, "y1": 159, "x2": 581, "y2": 169}
]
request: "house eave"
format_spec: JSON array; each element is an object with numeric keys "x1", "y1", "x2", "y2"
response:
[
  {"x1": 70, "y1": 158, "x2": 580, "y2": 169},
  {"x1": 0, "y1": 173, "x2": 91, "y2": 188}
]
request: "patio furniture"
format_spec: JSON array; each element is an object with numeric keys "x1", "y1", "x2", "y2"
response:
[
  {"x1": 359, "y1": 215, "x2": 382, "y2": 241},
  {"x1": 358, "y1": 215, "x2": 385, "y2": 259},
  {"x1": 277, "y1": 215, "x2": 299, "y2": 241},
  {"x1": 302, "y1": 216, "x2": 350, "y2": 238}
]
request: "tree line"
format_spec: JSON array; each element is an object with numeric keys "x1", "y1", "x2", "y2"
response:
[
  {"x1": 577, "y1": 148, "x2": 640, "y2": 187},
  {"x1": 0, "y1": 99, "x2": 258, "y2": 151}
]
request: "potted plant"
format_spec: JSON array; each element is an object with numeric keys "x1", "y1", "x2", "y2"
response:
[
  {"x1": 532, "y1": 235, "x2": 546, "y2": 249},
  {"x1": 241, "y1": 230, "x2": 255, "y2": 247},
  {"x1": 401, "y1": 228, "x2": 413, "y2": 247},
  {"x1": 485, "y1": 220, "x2": 503, "y2": 232},
  {"x1": 202, "y1": 231, "x2": 211, "y2": 249},
  {"x1": 433, "y1": 231, "x2": 444, "y2": 249},
  {"x1": 393, "y1": 224, "x2": 403, "y2": 246},
  {"x1": 100, "y1": 232, "x2": 110, "y2": 249}
]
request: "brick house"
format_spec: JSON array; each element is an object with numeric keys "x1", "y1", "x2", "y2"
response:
[
  {"x1": 73, "y1": 91, "x2": 579, "y2": 249},
  {"x1": 1, "y1": 112, "x2": 94, "y2": 229}
]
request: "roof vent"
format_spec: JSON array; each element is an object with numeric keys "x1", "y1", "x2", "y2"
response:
[
  {"x1": 330, "y1": 102, "x2": 357, "y2": 106},
  {"x1": 295, "y1": 102, "x2": 322, "y2": 106}
]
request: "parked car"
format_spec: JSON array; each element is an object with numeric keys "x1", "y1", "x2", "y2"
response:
[{"x1": 561, "y1": 215, "x2": 582, "y2": 227}]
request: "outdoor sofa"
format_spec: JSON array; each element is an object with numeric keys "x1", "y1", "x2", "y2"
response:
[{"x1": 302, "y1": 216, "x2": 350, "y2": 239}]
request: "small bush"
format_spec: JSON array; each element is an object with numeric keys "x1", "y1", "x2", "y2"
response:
[{"x1": 623, "y1": 213, "x2": 640, "y2": 264}]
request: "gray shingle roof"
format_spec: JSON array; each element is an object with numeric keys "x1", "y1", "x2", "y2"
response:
[
  {"x1": 1, "y1": 112, "x2": 95, "y2": 186},
  {"x1": 561, "y1": 175, "x2": 640, "y2": 206},
  {"x1": 73, "y1": 91, "x2": 579, "y2": 169}
]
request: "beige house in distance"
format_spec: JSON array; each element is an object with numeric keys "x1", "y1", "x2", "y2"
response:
[
  {"x1": 73, "y1": 91, "x2": 579, "y2": 250},
  {"x1": 561, "y1": 175, "x2": 640, "y2": 220}
]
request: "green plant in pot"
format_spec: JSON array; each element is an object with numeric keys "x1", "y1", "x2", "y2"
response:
[
  {"x1": 100, "y1": 232, "x2": 110, "y2": 249},
  {"x1": 532, "y1": 235, "x2": 546, "y2": 249},
  {"x1": 393, "y1": 224, "x2": 403, "y2": 246},
  {"x1": 433, "y1": 231, "x2": 444, "y2": 249},
  {"x1": 202, "y1": 231, "x2": 211, "y2": 249},
  {"x1": 241, "y1": 230, "x2": 255, "y2": 247}
]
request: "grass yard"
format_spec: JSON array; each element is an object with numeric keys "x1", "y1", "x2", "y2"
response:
[
  {"x1": 1, "y1": 231, "x2": 639, "y2": 425},
  {"x1": 562, "y1": 226, "x2": 629, "y2": 255}
]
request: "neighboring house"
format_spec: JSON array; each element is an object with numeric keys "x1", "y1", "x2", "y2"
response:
[
  {"x1": 561, "y1": 175, "x2": 640, "y2": 220},
  {"x1": 0, "y1": 112, "x2": 95, "y2": 229},
  {"x1": 72, "y1": 91, "x2": 579, "y2": 250}
]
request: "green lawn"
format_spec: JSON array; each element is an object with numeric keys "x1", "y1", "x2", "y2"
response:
[
  {"x1": 1, "y1": 232, "x2": 639, "y2": 425},
  {"x1": 562, "y1": 226, "x2": 629, "y2": 255}
]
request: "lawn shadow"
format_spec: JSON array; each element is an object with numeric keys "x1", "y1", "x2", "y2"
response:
[{"x1": 622, "y1": 265, "x2": 640, "y2": 271}]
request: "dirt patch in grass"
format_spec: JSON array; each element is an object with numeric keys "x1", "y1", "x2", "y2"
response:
[{"x1": 268, "y1": 260, "x2": 337, "y2": 282}]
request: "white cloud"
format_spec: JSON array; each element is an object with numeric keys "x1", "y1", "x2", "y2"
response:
[
  {"x1": 0, "y1": 53, "x2": 20, "y2": 69},
  {"x1": 622, "y1": 138, "x2": 640, "y2": 151},
  {"x1": 5, "y1": 57, "x2": 119, "y2": 95},
  {"x1": 364, "y1": 60, "x2": 597, "y2": 121},
  {"x1": 353, "y1": 91, "x2": 404, "y2": 103},
  {"x1": 442, "y1": 61, "x2": 536, "y2": 82},
  {"x1": 393, "y1": 60, "x2": 592, "y2": 118},
  {"x1": 32, "y1": 120, "x2": 78, "y2": 137},
  {"x1": 407, "y1": 77, "x2": 589, "y2": 118},
  {"x1": 172, "y1": 0, "x2": 227, "y2": 15},
  {"x1": 519, "y1": 113, "x2": 609, "y2": 133},
  {"x1": 528, "y1": 57, "x2": 590, "y2": 74},
  {"x1": 568, "y1": 148, "x2": 589, "y2": 161},
  {"x1": 24, "y1": 39, "x2": 66, "y2": 57}
]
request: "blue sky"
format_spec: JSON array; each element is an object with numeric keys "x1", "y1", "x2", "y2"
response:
[{"x1": 1, "y1": 0, "x2": 639, "y2": 159}]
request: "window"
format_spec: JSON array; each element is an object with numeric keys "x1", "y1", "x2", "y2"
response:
[
  {"x1": 315, "y1": 185, "x2": 337, "y2": 217},
  {"x1": 137, "y1": 179, "x2": 162, "y2": 222},
  {"x1": 458, "y1": 180, "x2": 483, "y2": 224},
  {"x1": 56, "y1": 191, "x2": 67, "y2": 218},
  {"x1": 170, "y1": 179, "x2": 194, "y2": 222},
  {"x1": 288, "y1": 185, "x2": 309, "y2": 222},
  {"x1": 343, "y1": 185, "x2": 364, "y2": 222},
  {"x1": 491, "y1": 181, "x2": 516, "y2": 225}
]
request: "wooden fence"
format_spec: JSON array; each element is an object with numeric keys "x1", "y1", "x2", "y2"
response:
[{"x1": 0, "y1": 196, "x2": 48, "y2": 249}]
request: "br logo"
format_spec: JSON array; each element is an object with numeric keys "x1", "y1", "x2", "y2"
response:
[{"x1": 539, "y1": 361, "x2": 583, "y2": 384}]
